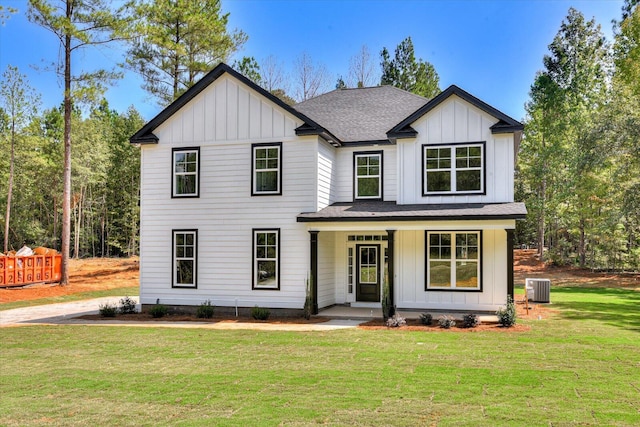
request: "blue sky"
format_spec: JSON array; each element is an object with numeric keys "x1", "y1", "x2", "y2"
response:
[{"x1": 0, "y1": 0, "x2": 625, "y2": 123}]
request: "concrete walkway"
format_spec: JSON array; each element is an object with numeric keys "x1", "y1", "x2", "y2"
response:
[{"x1": 0, "y1": 297, "x2": 364, "y2": 331}]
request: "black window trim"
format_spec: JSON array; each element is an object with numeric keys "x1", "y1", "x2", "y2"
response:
[
  {"x1": 421, "y1": 141, "x2": 486, "y2": 196},
  {"x1": 172, "y1": 229, "x2": 198, "y2": 289},
  {"x1": 251, "y1": 142, "x2": 283, "y2": 196},
  {"x1": 252, "y1": 228, "x2": 281, "y2": 290},
  {"x1": 171, "y1": 147, "x2": 201, "y2": 199},
  {"x1": 424, "y1": 230, "x2": 483, "y2": 292},
  {"x1": 353, "y1": 150, "x2": 384, "y2": 201}
]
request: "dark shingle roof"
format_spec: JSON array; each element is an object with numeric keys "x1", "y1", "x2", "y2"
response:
[
  {"x1": 297, "y1": 202, "x2": 527, "y2": 222},
  {"x1": 294, "y1": 86, "x2": 429, "y2": 143}
]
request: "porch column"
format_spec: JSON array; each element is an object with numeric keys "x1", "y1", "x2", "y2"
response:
[
  {"x1": 309, "y1": 231, "x2": 319, "y2": 315},
  {"x1": 386, "y1": 230, "x2": 396, "y2": 316},
  {"x1": 506, "y1": 229, "x2": 514, "y2": 300}
]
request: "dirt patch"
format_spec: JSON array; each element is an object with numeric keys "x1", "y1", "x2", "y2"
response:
[
  {"x1": 0, "y1": 257, "x2": 139, "y2": 304},
  {"x1": 514, "y1": 250, "x2": 639, "y2": 289}
]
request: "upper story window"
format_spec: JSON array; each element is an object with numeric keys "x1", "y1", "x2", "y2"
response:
[
  {"x1": 172, "y1": 147, "x2": 200, "y2": 198},
  {"x1": 423, "y1": 142, "x2": 484, "y2": 195},
  {"x1": 354, "y1": 151, "x2": 383, "y2": 200},
  {"x1": 252, "y1": 143, "x2": 282, "y2": 196}
]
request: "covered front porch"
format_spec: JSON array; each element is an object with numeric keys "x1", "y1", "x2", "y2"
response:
[{"x1": 299, "y1": 201, "x2": 527, "y2": 315}]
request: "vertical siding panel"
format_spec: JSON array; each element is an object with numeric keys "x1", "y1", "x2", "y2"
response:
[
  {"x1": 441, "y1": 101, "x2": 455, "y2": 143},
  {"x1": 272, "y1": 109, "x2": 285, "y2": 138},
  {"x1": 215, "y1": 80, "x2": 227, "y2": 140},
  {"x1": 468, "y1": 109, "x2": 481, "y2": 141},
  {"x1": 226, "y1": 80, "x2": 238, "y2": 140},
  {"x1": 193, "y1": 97, "x2": 204, "y2": 142},
  {"x1": 285, "y1": 117, "x2": 296, "y2": 137},
  {"x1": 261, "y1": 100, "x2": 273, "y2": 137},
  {"x1": 249, "y1": 94, "x2": 261, "y2": 139},
  {"x1": 205, "y1": 89, "x2": 215, "y2": 141},
  {"x1": 183, "y1": 104, "x2": 194, "y2": 142},
  {"x1": 454, "y1": 100, "x2": 468, "y2": 141},
  {"x1": 237, "y1": 87, "x2": 249, "y2": 140},
  {"x1": 427, "y1": 111, "x2": 442, "y2": 143}
]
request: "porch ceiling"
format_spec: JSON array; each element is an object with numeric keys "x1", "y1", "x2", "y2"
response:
[{"x1": 297, "y1": 201, "x2": 527, "y2": 222}]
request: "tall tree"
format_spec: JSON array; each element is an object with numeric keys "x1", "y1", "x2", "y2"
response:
[
  {"x1": 28, "y1": 0, "x2": 127, "y2": 285},
  {"x1": 233, "y1": 56, "x2": 261, "y2": 85},
  {"x1": 380, "y1": 37, "x2": 440, "y2": 98},
  {"x1": 127, "y1": 0, "x2": 247, "y2": 105},
  {"x1": 292, "y1": 52, "x2": 330, "y2": 102},
  {"x1": 348, "y1": 45, "x2": 377, "y2": 88},
  {"x1": 0, "y1": 66, "x2": 40, "y2": 253}
]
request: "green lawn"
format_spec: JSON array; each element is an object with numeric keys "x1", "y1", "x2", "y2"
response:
[
  {"x1": 0, "y1": 286, "x2": 139, "y2": 311},
  {"x1": 1, "y1": 286, "x2": 639, "y2": 426}
]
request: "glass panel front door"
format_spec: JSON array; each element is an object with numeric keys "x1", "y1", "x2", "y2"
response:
[{"x1": 356, "y1": 245, "x2": 380, "y2": 302}]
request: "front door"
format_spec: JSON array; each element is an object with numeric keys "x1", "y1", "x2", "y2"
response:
[{"x1": 356, "y1": 245, "x2": 380, "y2": 302}]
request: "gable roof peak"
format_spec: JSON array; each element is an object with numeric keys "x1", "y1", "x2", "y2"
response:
[{"x1": 130, "y1": 62, "x2": 339, "y2": 145}]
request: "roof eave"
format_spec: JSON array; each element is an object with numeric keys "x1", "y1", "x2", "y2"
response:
[{"x1": 297, "y1": 213, "x2": 528, "y2": 223}]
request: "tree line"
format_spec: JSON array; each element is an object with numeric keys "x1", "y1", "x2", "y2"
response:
[
  {"x1": 517, "y1": 1, "x2": 639, "y2": 271},
  {"x1": 1, "y1": 0, "x2": 637, "y2": 277}
]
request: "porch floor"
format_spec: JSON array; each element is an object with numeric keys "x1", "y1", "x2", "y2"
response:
[{"x1": 318, "y1": 305, "x2": 499, "y2": 323}]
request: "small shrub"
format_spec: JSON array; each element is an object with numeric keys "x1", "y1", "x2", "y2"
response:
[
  {"x1": 98, "y1": 302, "x2": 117, "y2": 317},
  {"x1": 386, "y1": 314, "x2": 406, "y2": 328},
  {"x1": 118, "y1": 296, "x2": 137, "y2": 314},
  {"x1": 149, "y1": 304, "x2": 168, "y2": 318},
  {"x1": 462, "y1": 313, "x2": 481, "y2": 328},
  {"x1": 496, "y1": 296, "x2": 517, "y2": 327},
  {"x1": 251, "y1": 306, "x2": 270, "y2": 320},
  {"x1": 438, "y1": 315, "x2": 456, "y2": 329},
  {"x1": 419, "y1": 313, "x2": 433, "y2": 326},
  {"x1": 196, "y1": 300, "x2": 215, "y2": 319}
]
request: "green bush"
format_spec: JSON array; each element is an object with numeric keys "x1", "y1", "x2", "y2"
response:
[
  {"x1": 462, "y1": 313, "x2": 480, "y2": 328},
  {"x1": 98, "y1": 302, "x2": 117, "y2": 317},
  {"x1": 251, "y1": 306, "x2": 270, "y2": 320},
  {"x1": 438, "y1": 315, "x2": 456, "y2": 329},
  {"x1": 149, "y1": 304, "x2": 168, "y2": 318},
  {"x1": 196, "y1": 300, "x2": 215, "y2": 319},
  {"x1": 496, "y1": 296, "x2": 517, "y2": 327},
  {"x1": 118, "y1": 296, "x2": 137, "y2": 314},
  {"x1": 419, "y1": 313, "x2": 433, "y2": 325},
  {"x1": 303, "y1": 277, "x2": 313, "y2": 320}
]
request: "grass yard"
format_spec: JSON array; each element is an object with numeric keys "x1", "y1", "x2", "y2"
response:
[{"x1": 1, "y1": 286, "x2": 639, "y2": 426}]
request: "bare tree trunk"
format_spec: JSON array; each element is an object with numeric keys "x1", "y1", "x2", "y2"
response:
[
  {"x1": 537, "y1": 178, "x2": 546, "y2": 260},
  {"x1": 579, "y1": 216, "x2": 586, "y2": 268},
  {"x1": 3, "y1": 117, "x2": 15, "y2": 254},
  {"x1": 60, "y1": 0, "x2": 73, "y2": 285}
]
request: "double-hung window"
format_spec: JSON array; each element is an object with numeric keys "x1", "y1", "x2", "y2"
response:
[
  {"x1": 426, "y1": 231, "x2": 481, "y2": 291},
  {"x1": 252, "y1": 143, "x2": 282, "y2": 195},
  {"x1": 354, "y1": 151, "x2": 382, "y2": 200},
  {"x1": 253, "y1": 229, "x2": 279, "y2": 290},
  {"x1": 423, "y1": 143, "x2": 484, "y2": 195},
  {"x1": 172, "y1": 147, "x2": 199, "y2": 197},
  {"x1": 173, "y1": 230, "x2": 197, "y2": 288}
]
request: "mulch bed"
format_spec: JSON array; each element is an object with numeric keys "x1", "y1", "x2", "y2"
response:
[
  {"x1": 76, "y1": 312, "x2": 331, "y2": 324},
  {"x1": 357, "y1": 318, "x2": 531, "y2": 332}
]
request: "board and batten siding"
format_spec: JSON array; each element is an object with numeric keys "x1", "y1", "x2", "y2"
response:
[
  {"x1": 397, "y1": 95, "x2": 515, "y2": 205},
  {"x1": 317, "y1": 140, "x2": 336, "y2": 210},
  {"x1": 395, "y1": 228, "x2": 507, "y2": 311},
  {"x1": 334, "y1": 145, "x2": 397, "y2": 202},
  {"x1": 139, "y1": 74, "x2": 319, "y2": 308}
]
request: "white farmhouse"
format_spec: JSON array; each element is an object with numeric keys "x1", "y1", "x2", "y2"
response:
[{"x1": 130, "y1": 63, "x2": 526, "y2": 315}]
